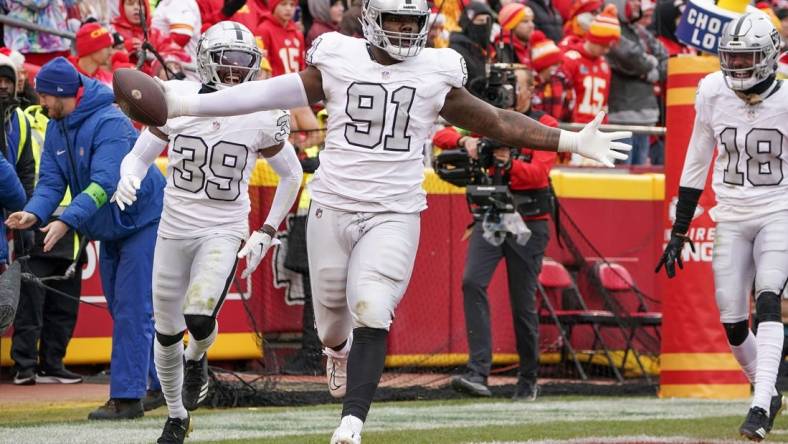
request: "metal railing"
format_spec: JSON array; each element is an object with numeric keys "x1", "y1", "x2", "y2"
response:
[{"x1": 0, "y1": 15, "x2": 75, "y2": 40}]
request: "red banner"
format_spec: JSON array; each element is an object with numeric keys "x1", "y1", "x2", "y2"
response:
[{"x1": 658, "y1": 56, "x2": 749, "y2": 398}]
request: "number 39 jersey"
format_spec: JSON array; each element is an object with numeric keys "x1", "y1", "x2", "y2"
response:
[
  {"x1": 306, "y1": 32, "x2": 467, "y2": 213},
  {"x1": 680, "y1": 72, "x2": 788, "y2": 222},
  {"x1": 158, "y1": 80, "x2": 290, "y2": 239}
]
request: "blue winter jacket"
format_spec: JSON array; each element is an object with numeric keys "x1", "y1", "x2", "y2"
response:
[
  {"x1": 25, "y1": 76, "x2": 165, "y2": 242},
  {"x1": 0, "y1": 152, "x2": 26, "y2": 263}
]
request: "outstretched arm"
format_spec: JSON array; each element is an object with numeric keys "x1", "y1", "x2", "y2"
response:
[
  {"x1": 439, "y1": 87, "x2": 631, "y2": 167},
  {"x1": 164, "y1": 67, "x2": 325, "y2": 118}
]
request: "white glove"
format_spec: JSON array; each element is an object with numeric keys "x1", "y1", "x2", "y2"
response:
[
  {"x1": 557, "y1": 112, "x2": 632, "y2": 167},
  {"x1": 110, "y1": 175, "x2": 141, "y2": 211},
  {"x1": 237, "y1": 230, "x2": 281, "y2": 279},
  {"x1": 154, "y1": 77, "x2": 198, "y2": 119}
]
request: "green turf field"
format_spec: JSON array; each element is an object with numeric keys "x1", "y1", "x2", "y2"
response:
[{"x1": 1, "y1": 397, "x2": 784, "y2": 443}]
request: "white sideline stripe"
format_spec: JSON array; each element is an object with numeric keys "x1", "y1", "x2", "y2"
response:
[
  {"x1": 0, "y1": 398, "x2": 753, "y2": 444},
  {"x1": 468, "y1": 438, "x2": 744, "y2": 444}
]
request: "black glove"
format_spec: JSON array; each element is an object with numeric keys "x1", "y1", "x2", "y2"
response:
[{"x1": 655, "y1": 232, "x2": 695, "y2": 278}]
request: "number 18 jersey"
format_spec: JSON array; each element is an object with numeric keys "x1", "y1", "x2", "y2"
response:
[
  {"x1": 680, "y1": 72, "x2": 788, "y2": 222},
  {"x1": 158, "y1": 80, "x2": 290, "y2": 239},
  {"x1": 306, "y1": 32, "x2": 467, "y2": 213}
]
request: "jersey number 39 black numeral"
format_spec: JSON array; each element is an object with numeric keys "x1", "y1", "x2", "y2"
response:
[
  {"x1": 171, "y1": 135, "x2": 248, "y2": 201},
  {"x1": 344, "y1": 82, "x2": 415, "y2": 152}
]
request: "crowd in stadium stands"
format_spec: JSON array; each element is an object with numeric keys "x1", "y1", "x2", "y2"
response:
[{"x1": 0, "y1": 0, "x2": 787, "y2": 409}]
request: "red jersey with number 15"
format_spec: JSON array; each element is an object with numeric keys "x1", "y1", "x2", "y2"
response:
[
  {"x1": 559, "y1": 44, "x2": 611, "y2": 123},
  {"x1": 256, "y1": 13, "x2": 305, "y2": 77}
]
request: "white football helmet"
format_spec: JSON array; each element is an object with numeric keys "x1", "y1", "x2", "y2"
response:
[
  {"x1": 197, "y1": 21, "x2": 261, "y2": 89},
  {"x1": 361, "y1": 0, "x2": 430, "y2": 60},
  {"x1": 718, "y1": 12, "x2": 780, "y2": 91}
]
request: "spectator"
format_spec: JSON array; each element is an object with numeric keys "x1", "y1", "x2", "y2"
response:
[
  {"x1": 71, "y1": 23, "x2": 114, "y2": 87},
  {"x1": 257, "y1": 0, "x2": 306, "y2": 76},
  {"x1": 306, "y1": 0, "x2": 345, "y2": 48},
  {"x1": 428, "y1": 13, "x2": 450, "y2": 49},
  {"x1": 198, "y1": 0, "x2": 268, "y2": 32},
  {"x1": 450, "y1": 2, "x2": 495, "y2": 98},
  {"x1": 527, "y1": 0, "x2": 563, "y2": 43},
  {"x1": 152, "y1": 0, "x2": 202, "y2": 75},
  {"x1": 439, "y1": 67, "x2": 557, "y2": 401},
  {"x1": 495, "y1": 3, "x2": 535, "y2": 65},
  {"x1": 5, "y1": 58, "x2": 166, "y2": 420},
  {"x1": 649, "y1": 0, "x2": 693, "y2": 56},
  {"x1": 2, "y1": 0, "x2": 74, "y2": 66},
  {"x1": 112, "y1": 0, "x2": 165, "y2": 72},
  {"x1": 607, "y1": 0, "x2": 667, "y2": 165},
  {"x1": 0, "y1": 48, "x2": 37, "y2": 108},
  {"x1": 530, "y1": 31, "x2": 574, "y2": 123},
  {"x1": 639, "y1": 0, "x2": 656, "y2": 27},
  {"x1": 0, "y1": 154, "x2": 25, "y2": 273},
  {"x1": 79, "y1": 0, "x2": 115, "y2": 26},
  {"x1": 339, "y1": 0, "x2": 363, "y2": 37},
  {"x1": 559, "y1": 0, "x2": 602, "y2": 49}
]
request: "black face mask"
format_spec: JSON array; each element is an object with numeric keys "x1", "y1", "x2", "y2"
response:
[{"x1": 465, "y1": 20, "x2": 492, "y2": 47}]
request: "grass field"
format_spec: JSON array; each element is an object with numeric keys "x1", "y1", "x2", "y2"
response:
[{"x1": 1, "y1": 396, "x2": 786, "y2": 443}]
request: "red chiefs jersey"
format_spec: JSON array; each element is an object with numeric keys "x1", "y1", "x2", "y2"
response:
[
  {"x1": 559, "y1": 43, "x2": 611, "y2": 123},
  {"x1": 256, "y1": 14, "x2": 305, "y2": 77},
  {"x1": 197, "y1": 0, "x2": 268, "y2": 33}
]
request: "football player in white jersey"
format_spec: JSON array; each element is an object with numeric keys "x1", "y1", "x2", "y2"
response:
[
  {"x1": 656, "y1": 13, "x2": 786, "y2": 442},
  {"x1": 111, "y1": 22, "x2": 302, "y2": 444},
  {"x1": 158, "y1": 0, "x2": 632, "y2": 442}
]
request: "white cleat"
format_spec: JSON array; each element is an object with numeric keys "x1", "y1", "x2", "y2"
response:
[
  {"x1": 324, "y1": 333, "x2": 352, "y2": 398},
  {"x1": 330, "y1": 415, "x2": 362, "y2": 444}
]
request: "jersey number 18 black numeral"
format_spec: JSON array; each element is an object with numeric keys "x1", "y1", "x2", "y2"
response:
[{"x1": 720, "y1": 127, "x2": 784, "y2": 187}]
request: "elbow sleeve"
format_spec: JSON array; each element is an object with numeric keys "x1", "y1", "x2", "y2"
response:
[{"x1": 263, "y1": 142, "x2": 303, "y2": 229}]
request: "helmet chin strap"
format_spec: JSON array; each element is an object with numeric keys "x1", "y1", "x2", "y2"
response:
[{"x1": 735, "y1": 74, "x2": 778, "y2": 105}]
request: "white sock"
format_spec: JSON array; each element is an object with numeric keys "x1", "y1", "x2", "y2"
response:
[
  {"x1": 185, "y1": 321, "x2": 218, "y2": 362},
  {"x1": 155, "y1": 339, "x2": 188, "y2": 419},
  {"x1": 731, "y1": 331, "x2": 758, "y2": 384},
  {"x1": 340, "y1": 415, "x2": 363, "y2": 434},
  {"x1": 752, "y1": 321, "x2": 784, "y2": 411}
]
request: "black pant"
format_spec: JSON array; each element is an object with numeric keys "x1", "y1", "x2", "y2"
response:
[
  {"x1": 461, "y1": 219, "x2": 549, "y2": 382},
  {"x1": 11, "y1": 257, "x2": 82, "y2": 372}
]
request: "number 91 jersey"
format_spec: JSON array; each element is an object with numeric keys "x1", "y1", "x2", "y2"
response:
[
  {"x1": 157, "y1": 80, "x2": 290, "y2": 239},
  {"x1": 680, "y1": 72, "x2": 788, "y2": 222},
  {"x1": 306, "y1": 32, "x2": 467, "y2": 213}
]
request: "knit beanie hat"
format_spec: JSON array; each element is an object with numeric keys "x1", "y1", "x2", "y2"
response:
[
  {"x1": 35, "y1": 57, "x2": 81, "y2": 97},
  {"x1": 498, "y1": 3, "x2": 533, "y2": 31},
  {"x1": 76, "y1": 23, "x2": 113, "y2": 57},
  {"x1": 530, "y1": 30, "x2": 562, "y2": 72},
  {"x1": 586, "y1": 4, "x2": 621, "y2": 46}
]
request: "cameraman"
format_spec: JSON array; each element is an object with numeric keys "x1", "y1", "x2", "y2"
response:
[{"x1": 434, "y1": 67, "x2": 557, "y2": 401}]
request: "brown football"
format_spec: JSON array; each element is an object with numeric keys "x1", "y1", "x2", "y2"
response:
[{"x1": 112, "y1": 68, "x2": 168, "y2": 127}]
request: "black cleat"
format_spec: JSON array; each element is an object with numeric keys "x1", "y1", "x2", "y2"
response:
[
  {"x1": 512, "y1": 378, "x2": 539, "y2": 402},
  {"x1": 87, "y1": 398, "x2": 144, "y2": 420},
  {"x1": 740, "y1": 406, "x2": 770, "y2": 441},
  {"x1": 451, "y1": 372, "x2": 491, "y2": 397},
  {"x1": 36, "y1": 367, "x2": 83, "y2": 384},
  {"x1": 157, "y1": 415, "x2": 192, "y2": 444},
  {"x1": 768, "y1": 390, "x2": 784, "y2": 432},
  {"x1": 182, "y1": 354, "x2": 209, "y2": 411},
  {"x1": 143, "y1": 389, "x2": 166, "y2": 412}
]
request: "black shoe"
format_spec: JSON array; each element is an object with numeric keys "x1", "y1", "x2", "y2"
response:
[
  {"x1": 183, "y1": 354, "x2": 209, "y2": 411},
  {"x1": 768, "y1": 389, "x2": 784, "y2": 432},
  {"x1": 157, "y1": 415, "x2": 192, "y2": 444},
  {"x1": 283, "y1": 350, "x2": 323, "y2": 376},
  {"x1": 512, "y1": 379, "x2": 539, "y2": 402},
  {"x1": 143, "y1": 389, "x2": 166, "y2": 412},
  {"x1": 740, "y1": 406, "x2": 770, "y2": 441},
  {"x1": 87, "y1": 398, "x2": 144, "y2": 420},
  {"x1": 13, "y1": 368, "x2": 36, "y2": 385},
  {"x1": 451, "y1": 372, "x2": 491, "y2": 397},
  {"x1": 36, "y1": 367, "x2": 83, "y2": 384}
]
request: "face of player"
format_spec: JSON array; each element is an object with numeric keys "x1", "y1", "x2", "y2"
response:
[
  {"x1": 212, "y1": 49, "x2": 256, "y2": 85},
  {"x1": 329, "y1": 0, "x2": 345, "y2": 25},
  {"x1": 274, "y1": 0, "x2": 297, "y2": 23},
  {"x1": 38, "y1": 94, "x2": 76, "y2": 120},
  {"x1": 0, "y1": 76, "x2": 15, "y2": 101},
  {"x1": 124, "y1": 0, "x2": 141, "y2": 25},
  {"x1": 720, "y1": 51, "x2": 759, "y2": 79},
  {"x1": 514, "y1": 69, "x2": 534, "y2": 113},
  {"x1": 381, "y1": 14, "x2": 422, "y2": 48}
]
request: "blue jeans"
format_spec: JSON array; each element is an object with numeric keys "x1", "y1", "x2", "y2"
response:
[{"x1": 621, "y1": 134, "x2": 651, "y2": 165}]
